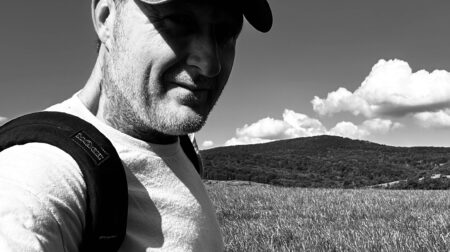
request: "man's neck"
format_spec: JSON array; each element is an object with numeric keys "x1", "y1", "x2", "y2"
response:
[{"x1": 78, "y1": 47, "x2": 104, "y2": 116}]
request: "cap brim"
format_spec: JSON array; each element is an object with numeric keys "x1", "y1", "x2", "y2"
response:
[
  {"x1": 242, "y1": 0, "x2": 272, "y2": 33},
  {"x1": 140, "y1": 0, "x2": 169, "y2": 3},
  {"x1": 139, "y1": 0, "x2": 272, "y2": 32}
]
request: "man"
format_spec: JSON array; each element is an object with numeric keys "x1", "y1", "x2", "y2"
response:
[{"x1": 0, "y1": 0, "x2": 271, "y2": 251}]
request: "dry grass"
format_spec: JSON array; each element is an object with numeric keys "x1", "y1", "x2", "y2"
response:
[{"x1": 204, "y1": 180, "x2": 450, "y2": 252}]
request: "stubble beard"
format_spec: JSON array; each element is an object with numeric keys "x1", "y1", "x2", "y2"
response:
[
  {"x1": 100, "y1": 11, "x2": 220, "y2": 142},
  {"x1": 102, "y1": 61, "x2": 212, "y2": 141},
  {"x1": 102, "y1": 47, "x2": 212, "y2": 142}
]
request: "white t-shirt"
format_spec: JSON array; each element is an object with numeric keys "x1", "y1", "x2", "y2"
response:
[{"x1": 0, "y1": 93, "x2": 224, "y2": 252}]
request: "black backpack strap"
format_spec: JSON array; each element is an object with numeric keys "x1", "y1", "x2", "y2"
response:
[
  {"x1": 179, "y1": 135, "x2": 203, "y2": 177},
  {"x1": 0, "y1": 111, "x2": 128, "y2": 252}
]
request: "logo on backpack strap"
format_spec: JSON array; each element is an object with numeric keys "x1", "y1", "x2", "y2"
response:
[{"x1": 72, "y1": 131, "x2": 110, "y2": 165}]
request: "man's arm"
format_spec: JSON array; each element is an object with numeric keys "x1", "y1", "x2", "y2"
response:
[{"x1": 0, "y1": 143, "x2": 87, "y2": 252}]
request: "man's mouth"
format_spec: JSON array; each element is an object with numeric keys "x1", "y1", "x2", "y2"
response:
[
  {"x1": 169, "y1": 81, "x2": 211, "y2": 92},
  {"x1": 164, "y1": 68, "x2": 215, "y2": 92},
  {"x1": 166, "y1": 80, "x2": 211, "y2": 106}
]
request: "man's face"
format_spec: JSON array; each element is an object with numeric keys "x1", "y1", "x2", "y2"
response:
[{"x1": 102, "y1": 0, "x2": 242, "y2": 139}]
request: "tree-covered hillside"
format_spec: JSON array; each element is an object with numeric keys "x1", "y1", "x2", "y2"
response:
[{"x1": 200, "y1": 135, "x2": 450, "y2": 188}]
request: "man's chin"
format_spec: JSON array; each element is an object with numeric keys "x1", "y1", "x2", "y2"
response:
[{"x1": 159, "y1": 110, "x2": 208, "y2": 136}]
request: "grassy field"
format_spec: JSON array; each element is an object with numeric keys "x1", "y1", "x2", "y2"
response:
[{"x1": 204, "y1": 180, "x2": 450, "y2": 252}]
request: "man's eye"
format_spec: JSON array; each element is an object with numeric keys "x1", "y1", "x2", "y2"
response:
[
  {"x1": 215, "y1": 25, "x2": 240, "y2": 44},
  {"x1": 162, "y1": 14, "x2": 196, "y2": 36},
  {"x1": 165, "y1": 14, "x2": 192, "y2": 25}
]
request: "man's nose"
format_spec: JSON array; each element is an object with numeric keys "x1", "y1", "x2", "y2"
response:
[{"x1": 186, "y1": 34, "x2": 222, "y2": 78}]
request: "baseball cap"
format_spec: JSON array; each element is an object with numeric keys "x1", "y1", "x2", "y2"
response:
[{"x1": 94, "y1": 0, "x2": 272, "y2": 32}]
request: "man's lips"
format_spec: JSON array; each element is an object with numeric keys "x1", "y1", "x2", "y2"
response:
[
  {"x1": 168, "y1": 81, "x2": 211, "y2": 92},
  {"x1": 166, "y1": 80, "x2": 211, "y2": 105}
]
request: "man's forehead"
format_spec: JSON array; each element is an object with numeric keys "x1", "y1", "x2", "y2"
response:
[
  {"x1": 136, "y1": 0, "x2": 271, "y2": 32},
  {"x1": 94, "y1": 0, "x2": 271, "y2": 31},
  {"x1": 146, "y1": 0, "x2": 242, "y2": 19},
  {"x1": 139, "y1": 0, "x2": 232, "y2": 6}
]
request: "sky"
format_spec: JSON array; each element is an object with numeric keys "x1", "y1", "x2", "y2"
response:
[{"x1": 1, "y1": 0, "x2": 450, "y2": 149}]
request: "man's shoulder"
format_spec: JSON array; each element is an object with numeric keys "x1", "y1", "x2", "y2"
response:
[
  {"x1": 0, "y1": 142, "x2": 86, "y2": 200},
  {"x1": 0, "y1": 143, "x2": 87, "y2": 251}
]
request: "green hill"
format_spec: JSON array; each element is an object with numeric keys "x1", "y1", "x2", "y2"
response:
[{"x1": 200, "y1": 135, "x2": 450, "y2": 188}]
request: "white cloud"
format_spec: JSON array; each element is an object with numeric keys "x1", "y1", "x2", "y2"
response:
[
  {"x1": 225, "y1": 110, "x2": 400, "y2": 146},
  {"x1": 225, "y1": 110, "x2": 328, "y2": 146},
  {"x1": 202, "y1": 140, "x2": 214, "y2": 148},
  {"x1": 282, "y1": 109, "x2": 327, "y2": 137},
  {"x1": 236, "y1": 117, "x2": 290, "y2": 140},
  {"x1": 361, "y1": 118, "x2": 403, "y2": 134},
  {"x1": 312, "y1": 87, "x2": 370, "y2": 117},
  {"x1": 224, "y1": 136, "x2": 273, "y2": 146},
  {"x1": 312, "y1": 59, "x2": 450, "y2": 118},
  {"x1": 328, "y1": 119, "x2": 402, "y2": 139},
  {"x1": 329, "y1": 121, "x2": 369, "y2": 139},
  {"x1": 229, "y1": 110, "x2": 328, "y2": 144},
  {"x1": 0, "y1": 117, "x2": 7, "y2": 126},
  {"x1": 414, "y1": 109, "x2": 450, "y2": 128}
]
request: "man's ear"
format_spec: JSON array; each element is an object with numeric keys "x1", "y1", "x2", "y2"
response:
[{"x1": 92, "y1": 0, "x2": 117, "y2": 50}]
